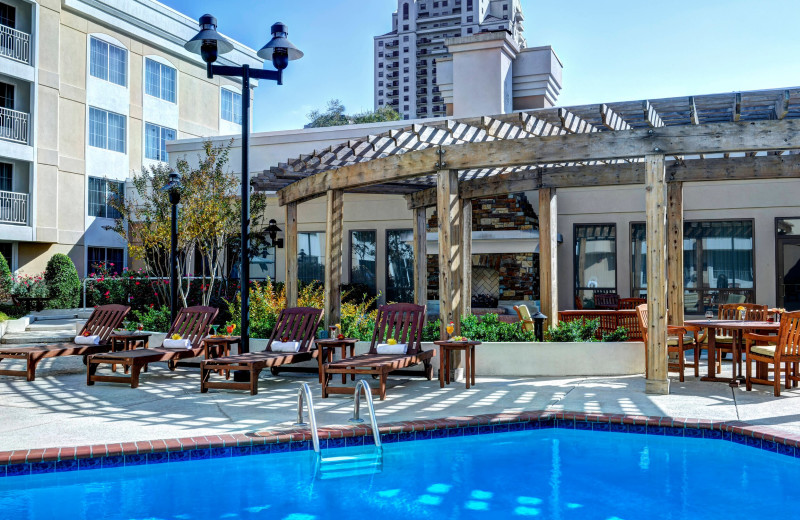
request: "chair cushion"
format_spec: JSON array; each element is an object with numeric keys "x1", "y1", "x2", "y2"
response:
[
  {"x1": 698, "y1": 335, "x2": 733, "y2": 344},
  {"x1": 667, "y1": 334, "x2": 695, "y2": 346},
  {"x1": 751, "y1": 345, "x2": 777, "y2": 357}
]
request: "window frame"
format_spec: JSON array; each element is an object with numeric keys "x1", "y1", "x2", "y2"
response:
[
  {"x1": 573, "y1": 222, "x2": 618, "y2": 305},
  {"x1": 88, "y1": 106, "x2": 126, "y2": 153},
  {"x1": 385, "y1": 228, "x2": 415, "y2": 303},
  {"x1": 220, "y1": 88, "x2": 243, "y2": 125},
  {"x1": 630, "y1": 218, "x2": 756, "y2": 312},
  {"x1": 144, "y1": 57, "x2": 177, "y2": 103},
  {"x1": 87, "y1": 176, "x2": 124, "y2": 219},
  {"x1": 87, "y1": 246, "x2": 125, "y2": 275},
  {"x1": 89, "y1": 36, "x2": 128, "y2": 87},
  {"x1": 144, "y1": 122, "x2": 176, "y2": 162},
  {"x1": 349, "y1": 229, "x2": 378, "y2": 295},
  {"x1": 297, "y1": 230, "x2": 326, "y2": 285}
]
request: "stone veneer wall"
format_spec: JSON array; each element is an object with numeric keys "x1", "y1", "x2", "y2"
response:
[{"x1": 427, "y1": 194, "x2": 539, "y2": 302}]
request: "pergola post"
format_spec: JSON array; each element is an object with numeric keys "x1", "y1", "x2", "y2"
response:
[
  {"x1": 324, "y1": 190, "x2": 343, "y2": 329},
  {"x1": 645, "y1": 154, "x2": 670, "y2": 395},
  {"x1": 413, "y1": 207, "x2": 428, "y2": 307},
  {"x1": 461, "y1": 198, "x2": 472, "y2": 318},
  {"x1": 538, "y1": 188, "x2": 558, "y2": 327},
  {"x1": 436, "y1": 169, "x2": 463, "y2": 337},
  {"x1": 667, "y1": 182, "x2": 684, "y2": 325},
  {"x1": 284, "y1": 202, "x2": 298, "y2": 308}
]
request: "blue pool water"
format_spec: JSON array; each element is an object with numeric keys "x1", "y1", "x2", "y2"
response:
[{"x1": 1, "y1": 429, "x2": 798, "y2": 520}]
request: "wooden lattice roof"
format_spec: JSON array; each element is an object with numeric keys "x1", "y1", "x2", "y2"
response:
[{"x1": 253, "y1": 87, "x2": 800, "y2": 203}]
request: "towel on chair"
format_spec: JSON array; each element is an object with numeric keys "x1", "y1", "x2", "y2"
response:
[
  {"x1": 376, "y1": 343, "x2": 407, "y2": 355},
  {"x1": 163, "y1": 338, "x2": 192, "y2": 349},
  {"x1": 74, "y1": 335, "x2": 100, "y2": 345},
  {"x1": 271, "y1": 341, "x2": 301, "y2": 353}
]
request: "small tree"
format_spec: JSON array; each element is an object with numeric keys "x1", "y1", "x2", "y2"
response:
[
  {"x1": 44, "y1": 253, "x2": 81, "y2": 309},
  {"x1": 0, "y1": 254, "x2": 12, "y2": 302},
  {"x1": 306, "y1": 99, "x2": 401, "y2": 128},
  {"x1": 107, "y1": 141, "x2": 268, "y2": 308}
]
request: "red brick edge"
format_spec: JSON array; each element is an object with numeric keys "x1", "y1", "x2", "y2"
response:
[{"x1": 1, "y1": 411, "x2": 799, "y2": 466}]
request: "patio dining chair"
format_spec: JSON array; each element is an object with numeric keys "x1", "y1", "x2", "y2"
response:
[
  {"x1": 636, "y1": 304, "x2": 699, "y2": 382},
  {"x1": 744, "y1": 310, "x2": 800, "y2": 397}
]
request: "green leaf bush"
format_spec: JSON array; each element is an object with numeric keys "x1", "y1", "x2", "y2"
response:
[
  {"x1": 0, "y1": 255, "x2": 11, "y2": 302},
  {"x1": 44, "y1": 254, "x2": 80, "y2": 309},
  {"x1": 545, "y1": 318, "x2": 628, "y2": 342}
]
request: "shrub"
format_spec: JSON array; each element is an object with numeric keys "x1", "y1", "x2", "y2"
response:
[
  {"x1": 11, "y1": 273, "x2": 48, "y2": 298},
  {"x1": 0, "y1": 255, "x2": 11, "y2": 302},
  {"x1": 422, "y1": 317, "x2": 442, "y2": 342},
  {"x1": 226, "y1": 279, "x2": 325, "y2": 339},
  {"x1": 129, "y1": 305, "x2": 171, "y2": 332},
  {"x1": 340, "y1": 294, "x2": 379, "y2": 341},
  {"x1": 601, "y1": 326, "x2": 629, "y2": 342},
  {"x1": 0, "y1": 303, "x2": 25, "y2": 320},
  {"x1": 0, "y1": 311, "x2": 8, "y2": 322},
  {"x1": 460, "y1": 313, "x2": 537, "y2": 342},
  {"x1": 546, "y1": 318, "x2": 600, "y2": 342},
  {"x1": 44, "y1": 254, "x2": 80, "y2": 309}
]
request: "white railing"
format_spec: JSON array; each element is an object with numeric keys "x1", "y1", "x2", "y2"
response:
[
  {"x1": 0, "y1": 24, "x2": 31, "y2": 65},
  {"x1": 0, "y1": 190, "x2": 28, "y2": 225},
  {"x1": 0, "y1": 107, "x2": 29, "y2": 144}
]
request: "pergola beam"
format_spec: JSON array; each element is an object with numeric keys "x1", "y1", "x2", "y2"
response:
[
  {"x1": 278, "y1": 119, "x2": 800, "y2": 205},
  {"x1": 404, "y1": 153, "x2": 800, "y2": 209},
  {"x1": 645, "y1": 154, "x2": 669, "y2": 395}
]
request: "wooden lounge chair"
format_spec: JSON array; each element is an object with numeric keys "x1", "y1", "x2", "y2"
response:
[
  {"x1": 200, "y1": 307, "x2": 323, "y2": 395},
  {"x1": 743, "y1": 310, "x2": 800, "y2": 397},
  {"x1": 0, "y1": 304, "x2": 130, "y2": 381},
  {"x1": 321, "y1": 303, "x2": 434, "y2": 401},
  {"x1": 514, "y1": 304, "x2": 535, "y2": 332},
  {"x1": 618, "y1": 298, "x2": 646, "y2": 310},
  {"x1": 594, "y1": 293, "x2": 620, "y2": 310},
  {"x1": 636, "y1": 304, "x2": 699, "y2": 382},
  {"x1": 86, "y1": 306, "x2": 218, "y2": 388}
]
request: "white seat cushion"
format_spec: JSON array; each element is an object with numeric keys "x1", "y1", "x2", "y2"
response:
[
  {"x1": 376, "y1": 343, "x2": 407, "y2": 355},
  {"x1": 751, "y1": 345, "x2": 777, "y2": 357},
  {"x1": 667, "y1": 334, "x2": 695, "y2": 346},
  {"x1": 271, "y1": 340, "x2": 301, "y2": 353}
]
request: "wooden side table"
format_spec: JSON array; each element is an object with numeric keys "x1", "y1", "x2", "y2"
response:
[
  {"x1": 315, "y1": 338, "x2": 358, "y2": 384},
  {"x1": 434, "y1": 340, "x2": 481, "y2": 389},
  {"x1": 201, "y1": 336, "x2": 242, "y2": 380},
  {"x1": 109, "y1": 333, "x2": 151, "y2": 373}
]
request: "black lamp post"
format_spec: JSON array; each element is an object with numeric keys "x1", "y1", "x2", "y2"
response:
[
  {"x1": 185, "y1": 15, "x2": 302, "y2": 355},
  {"x1": 162, "y1": 172, "x2": 182, "y2": 324},
  {"x1": 531, "y1": 311, "x2": 547, "y2": 342}
]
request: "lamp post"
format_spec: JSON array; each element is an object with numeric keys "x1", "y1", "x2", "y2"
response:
[
  {"x1": 185, "y1": 15, "x2": 302, "y2": 355},
  {"x1": 162, "y1": 172, "x2": 182, "y2": 324},
  {"x1": 531, "y1": 311, "x2": 547, "y2": 342}
]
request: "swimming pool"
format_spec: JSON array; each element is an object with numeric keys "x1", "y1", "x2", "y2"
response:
[{"x1": 1, "y1": 428, "x2": 798, "y2": 520}]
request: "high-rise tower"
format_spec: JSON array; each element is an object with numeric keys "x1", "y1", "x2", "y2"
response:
[{"x1": 373, "y1": 0, "x2": 525, "y2": 120}]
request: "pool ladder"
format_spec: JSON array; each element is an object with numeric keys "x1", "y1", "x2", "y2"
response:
[{"x1": 294, "y1": 379, "x2": 382, "y2": 453}]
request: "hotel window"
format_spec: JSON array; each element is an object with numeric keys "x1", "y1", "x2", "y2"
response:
[
  {"x1": 89, "y1": 37, "x2": 127, "y2": 87},
  {"x1": 221, "y1": 89, "x2": 242, "y2": 125},
  {"x1": 350, "y1": 230, "x2": 377, "y2": 296},
  {"x1": 88, "y1": 247, "x2": 124, "y2": 275},
  {"x1": 386, "y1": 229, "x2": 414, "y2": 303},
  {"x1": 631, "y1": 220, "x2": 754, "y2": 314},
  {"x1": 467, "y1": 0, "x2": 473, "y2": 10},
  {"x1": 144, "y1": 58, "x2": 177, "y2": 103},
  {"x1": 88, "y1": 107, "x2": 126, "y2": 153},
  {"x1": 402, "y1": 3, "x2": 409, "y2": 20},
  {"x1": 298, "y1": 232, "x2": 325, "y2": 284},
  {"x1": 88, "y1": 177, "x2": 123, "y2": 219},
  {"x1": 144, "y1": 123, "x2": 176, "y2": 162},
  {"x1": 574, "y1": 224, "x2": 616, "y2": 308},
  {"x1": 0, "y1": 3, "x2": 16, "y2": 28},
  {"x1": 0, "y1": 161, "x2": 11, "y2": 191}
]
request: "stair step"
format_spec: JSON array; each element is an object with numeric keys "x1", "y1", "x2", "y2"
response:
[{"x1": 26, "y1": 319, "x2": 84, "y2": 332}]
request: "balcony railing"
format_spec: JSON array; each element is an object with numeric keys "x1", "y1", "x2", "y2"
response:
[
  {"x1": 0, "y1": 190, "x2": 28, "y2": 225},
  {"x1": 0, "y1": 107, "x2": 30, "y2": 144},
  {"x1": 0, "y1": 24, "x2": 31, "y2": 65}
]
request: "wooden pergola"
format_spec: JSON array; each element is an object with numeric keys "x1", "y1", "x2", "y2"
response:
[{"x1": 256, "y1": 87, "x2": 800, "y2": 394}]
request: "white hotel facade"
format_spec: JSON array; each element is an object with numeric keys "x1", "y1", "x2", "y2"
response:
[{"x1": 0, "y1": 0, "x2": 260, "y2": 275}]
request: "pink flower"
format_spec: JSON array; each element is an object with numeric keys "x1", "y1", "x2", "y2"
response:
[
  {"x1": 135, "y1": 282, "x2": 140, "y2": 285},
  {"x1": 104, "y1": 291, "x2": 110, "y2": 297},
  {"x1": 109, "y1": 263, "x2": 115, "y2": 267}
]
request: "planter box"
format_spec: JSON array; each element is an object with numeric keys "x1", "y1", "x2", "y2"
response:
[{"x1": 424, "y1": 341, "x2": 645, "y2": 377}]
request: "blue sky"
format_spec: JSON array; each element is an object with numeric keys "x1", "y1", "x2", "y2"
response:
[{"x1": 165, "y1": 0, "x2": 800, "y2": 133}]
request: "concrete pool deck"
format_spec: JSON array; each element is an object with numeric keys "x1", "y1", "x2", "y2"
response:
[{"x1": 2, "y1": 354, "x2": 800, "y2": 453}]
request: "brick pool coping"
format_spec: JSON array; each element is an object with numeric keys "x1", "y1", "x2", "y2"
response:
[{"x1": 2, "y1": 411, "x2": 799, "y2": 477}]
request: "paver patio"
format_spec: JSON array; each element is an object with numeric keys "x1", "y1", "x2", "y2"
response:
[{"x1": 1, "y1": 354, "x2": 799, "y2": 453}]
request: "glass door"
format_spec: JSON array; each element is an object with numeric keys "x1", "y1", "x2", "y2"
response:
[{"x1": 777, "y1": 238, "x2": 800, "y2": 310}]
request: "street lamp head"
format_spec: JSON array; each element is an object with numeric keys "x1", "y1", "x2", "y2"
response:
[
  {"x1": 266, "y1": 218, "x2": 282, "y2": 242},
  {"x1": 162, "y1": 172, "x2": 182, "y2": 205},
  {"x1": 184, "y1": 14, "x2": 234, "y2": 64},
  {"x1": 257, "y1": 22, "x2": 303, "y2": 70}
]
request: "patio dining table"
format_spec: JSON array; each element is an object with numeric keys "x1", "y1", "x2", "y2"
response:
[{"x1": 684, "y1": 319, "x2": 780, "y2": 387}]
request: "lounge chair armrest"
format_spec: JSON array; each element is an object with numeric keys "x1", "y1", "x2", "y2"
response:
[{"x1": 743, "y1": 332, "x2": 776, "y2": 343}]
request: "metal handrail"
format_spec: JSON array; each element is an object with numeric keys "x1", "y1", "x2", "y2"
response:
[
  {"x1": 0, "y1": 106, "x2": 30, "y2": 145},
  {"x1": 349, "y1": 379, "x2": 382, "y2": 448},
  {"x1": 0, "y1": 189, "x2": 28, "y2": 225},
  {"x1": 294, "y1": 382, "x2": 321, "y2": 453},
  {"x1": 0, "y1": 24, "x2": 31, "y2": 65}
]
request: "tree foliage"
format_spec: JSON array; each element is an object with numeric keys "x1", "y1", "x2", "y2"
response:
[
  {"x1": 106, "y1": 141, "x2": 269, "y2": 308},
  {"x1": 306, "y1": 99, "x2": 401, "y2": 128},
  {"x1": 44, "y1": 253, "x2": 81, "y2": 309},
  {"x1": 0, "y1": 254, "x2": 11, "y2": 302}
]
